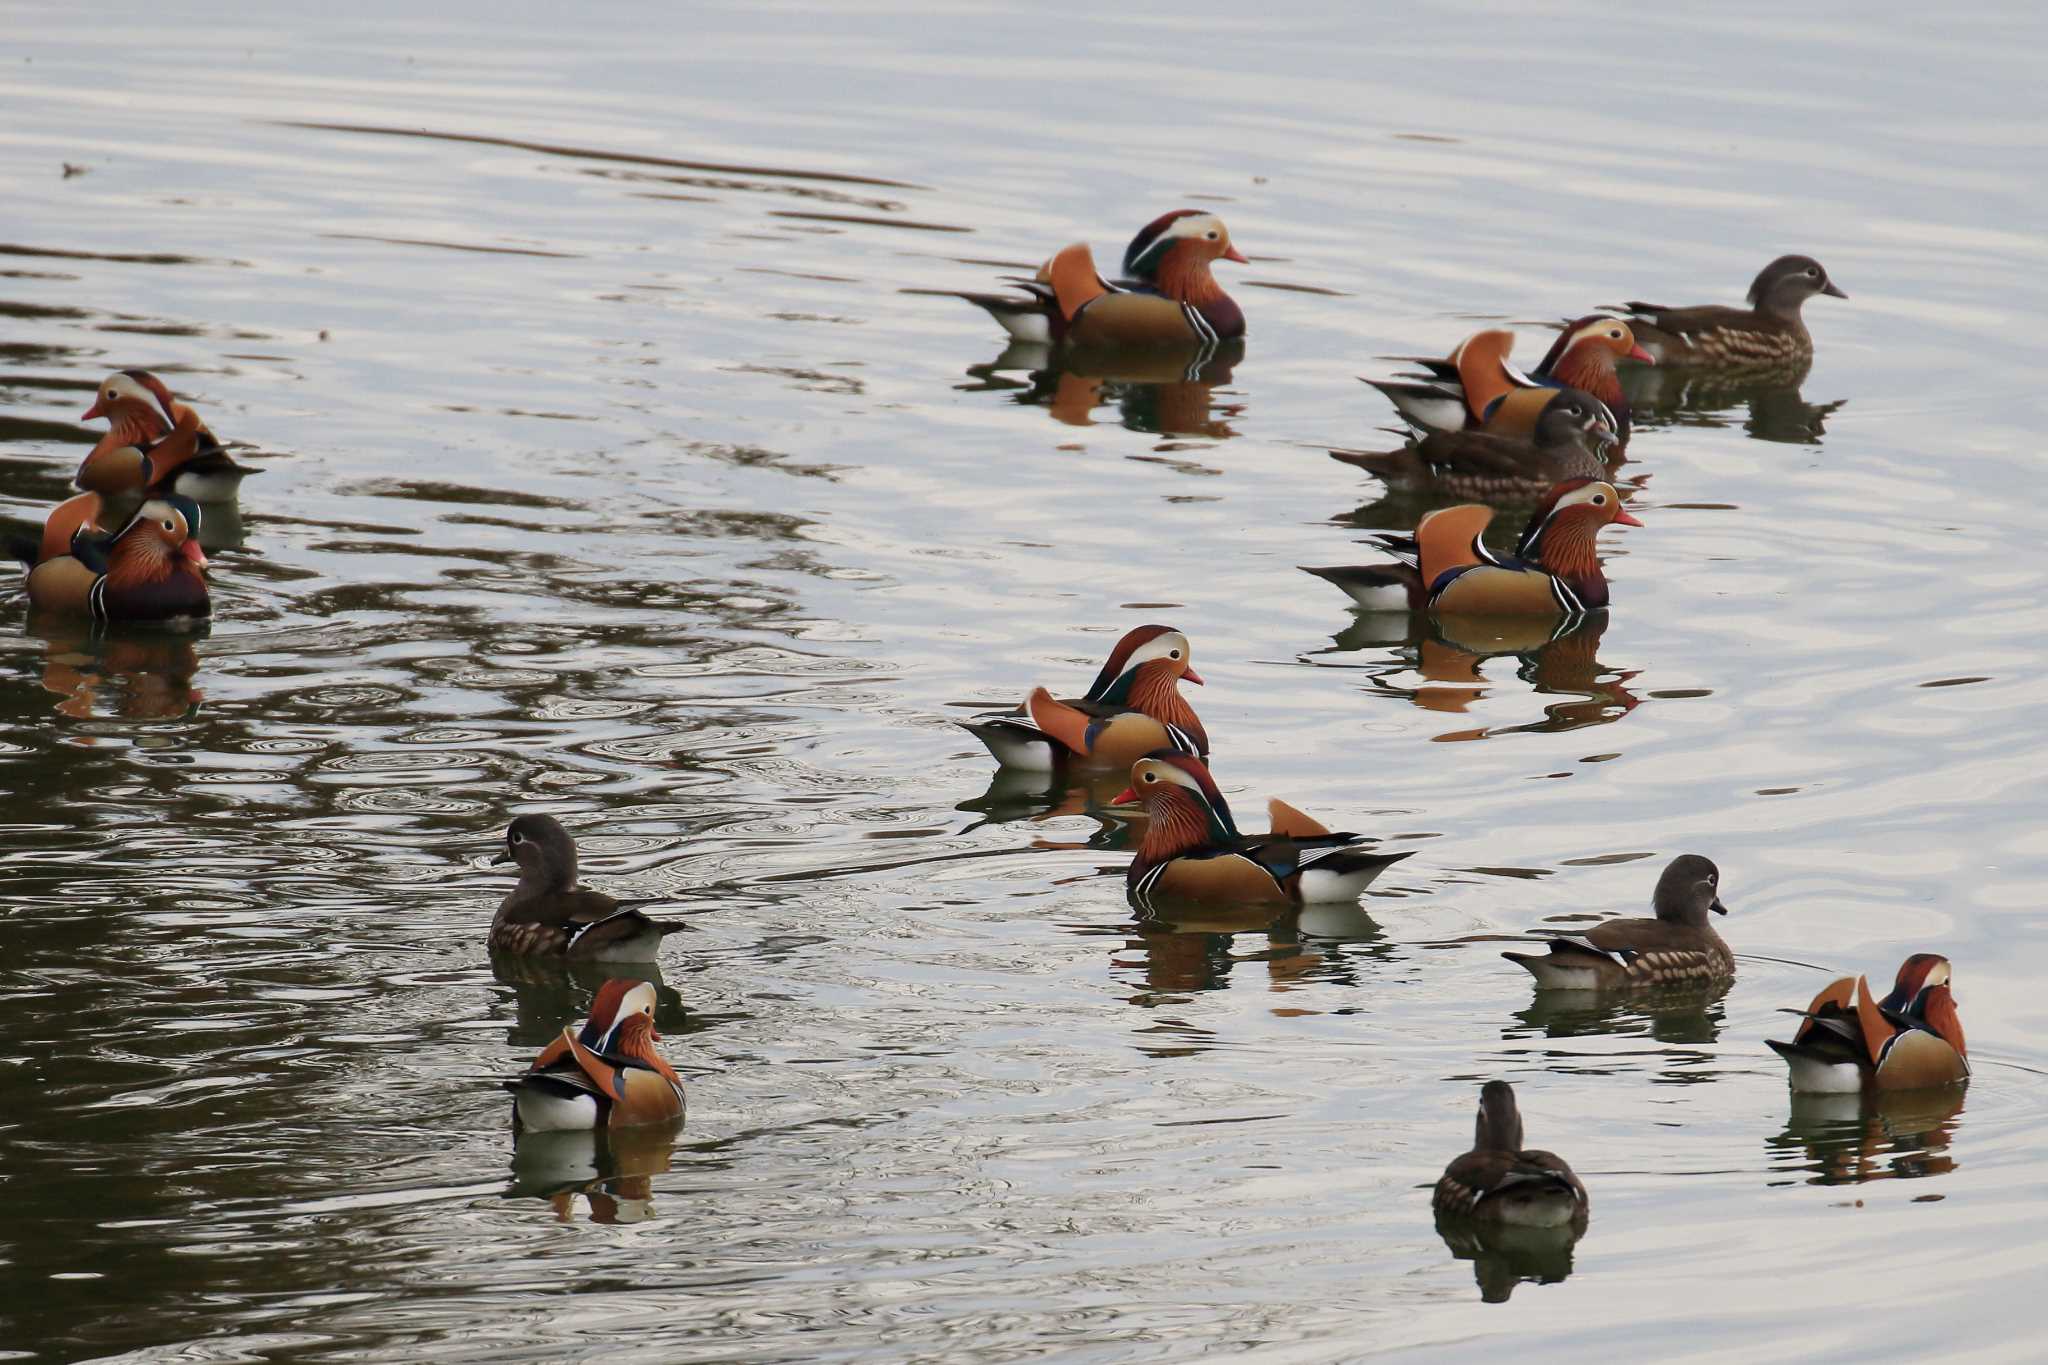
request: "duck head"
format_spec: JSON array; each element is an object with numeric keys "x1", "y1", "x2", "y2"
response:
[
  {"x1": 82, "y1": 369, "x2": 180, "y2": 432},
  {"x1": 1122, "y1": 211, "x2": 1246, "y2": 282},
  {"x1": 1545, "y1": 316, "x2": 1653, "y2": 375},
  {"x1": 1085, "y1": 624, "x2": 1203, "y2": 704},
  {"x1": 1530, "y1": 393, "x2": 1619, "y2": 458},
  {"x1": 1749, "y1": 255, "x2": 1847, "y2": 317},
  {"x1": 1651, "y1": 853, "x2": 1727, "y2": 926},
  {"x1": 494, "y1": 813, "x2": 580, "y2": 894},
  {"x1": 108, "y1": 496, "x2": 207, "y2": 583},
  {"x1": 1879, "y1": 953, "x2": 1953, "y2": 1016},
  {"x1": 1513, "y1": 479, "x2": 1640, "y2": 562},
  {"x1": 1473, "y1": 1080, "x2": 1525, "y2": 1153},
  {"x1": 1114, "y1": 751, "x2": 1242, "y2": 849},
  {"x1": 578, "y1": 978, "x2": 660, "y2": 1052}
]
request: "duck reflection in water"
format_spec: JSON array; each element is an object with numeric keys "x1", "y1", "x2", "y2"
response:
[
  {"x1": 27, "y1": 616, "x2": 205, "y2": 720},
  {"x1": 956, "y1": 766, "x2": 1142, "y2": 849},
  {"x1": 508, "y1": 1118, "x2": 683, "y2": 1225},
  {"x1": 1506, "y1": 977, "x2": 1729, "y2": 1049},
  {"x1": 960, "y1": 338, "x2": 1245, "y2": 439},
  {"x1": 1622, "y1": 360, "x2": 1844, "y2": 446},
  {"x1": 1318, "y1": 609, "x2": 1641, "y2": 740},
  {"x1": 1765, "y1": 1088, "x2": 1965, "y2": 1187},
  {"x1": 1113, "y1": 897, "x2": 1392, "y2": 1007}
]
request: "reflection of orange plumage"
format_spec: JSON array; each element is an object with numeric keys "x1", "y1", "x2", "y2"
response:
[{"x1": 34, "y1": 625, "x2": 202, "y2": 721}]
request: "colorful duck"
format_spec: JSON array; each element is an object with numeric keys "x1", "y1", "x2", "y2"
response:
[
  {"x1": 1618, "y1": 255, "x2": 1846, "y2": 366},
  {"x1": 1114, "y1": 752, "x2": 1410, "y2": 907},
  {"x1": 489, "y1": 814, "x2": 688, "y2": 960},
  {"x1": 1766, "y1": 953, "x2": 1968, "y2": 1092},
  {"x1": 961, "y1": 624, "x2": 1206, "y2": 771},
  {"x1": 504, "y1": 979, "x2": 686, "y2": 1131},
  {"x1": 1331, "y1": 392, "x2": 1617, "y2": 499},
  {"x1": 1368, "y1": 319, "x2": 1648, "y2": 442},
  {"x1": 942, "y1": 211, "x2": 1247, "y2": 347},
  {"x1": 1434, "y1": 1081, "x2": 1589, "y2": 1227},
  {"x1": 1301, "y1": 478, "x2": 1639, "y2": 616},
  {"x1": 79, "y1": 369, "x2": 255, "y2": 501},
  {"x1": 1502, "y1": 854, "x2": 1733, "y2": 990},
  {"x1": 24, "y1": 496, "x2": 210, "y2": 624}
]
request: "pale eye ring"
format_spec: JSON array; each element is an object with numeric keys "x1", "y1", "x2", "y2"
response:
[
  {"x1": 1168, "y1": 649, "x2": 1181, "y2": 659},
  {"x1": 161, "y1": 519, "x2": 176, "y2": 532},
  {"x1": 1592, "y1": 494, "x2": 1606, "y2": 505},
  {"x1": 1143, "y1": 772, "x2": 1158, "y2": 783},
  {"x1": 1205, "y1": 231, "x2": 1218, "y2": 240}
]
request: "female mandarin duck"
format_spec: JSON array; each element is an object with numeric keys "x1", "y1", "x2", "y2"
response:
[
  {"x1": 1115, "y1": 752, "x2": 1410, "y2": 907},
  {"x1": 1331, "y1": 393, "x2": 1617, "y2": 500},
  {"x1": 489, "y1": 814, "x2": 687, "y2": 960},
  {"x1": 950, "y1": 211, "x2": 1247, "y2": 347},
  {"x1": 1434, "y1": 1081, "x2": 1589, "y2": 1228},
  {"x1": 79, "y1": 369, "x2": 255, "y2": 501},
  {"x1": 25, "y1": 496, "x2": 210, "y2": 624},
  {"x1": 1619, "y1": 255, "x2": 1846, "y2": 366},
  {"x1": 1301, "y1": 478, "x2": 1639, "y2": 616},
  {"x1": 1368, "y1": 318, "x2": 1648, "y2": 442},
  {"x1": 504, "y1": 979, "x2": 686, "y2": 1131},
  {"x1": 1502, "y1": 854, "x2": 1732, "y2": 990},
  {"x1": 961, "y1": 624, "x2": 1206, "y2": 771},
  {"x1": 1767, "y1": 953, "x2": 1968, "y2": 1092}
]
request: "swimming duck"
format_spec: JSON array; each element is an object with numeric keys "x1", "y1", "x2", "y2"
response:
[
  {"x1": 1368, "y1": 319, "x2": 1647, "y2": 441},
  {"x1": 1618, "y1": 255, "x2": 1846, "y2": 367},
  {"x1": 942, "y1": 211, "x2": 1247, "y2": 347},
  {"x1": 1301, "y1": 478, "x2": 1639, "y2": 616},
  {"x1": 1331, "y1": 393, "x2": 1618, "y2": 500},
  {"x1": 489, "y1": 814, "x2": 688, "y2": 960},
  {"x1": 1434, "y1": 1081, "x2": 1589, "y2": 1227},
  {"x1": 961, "y1": 624, "x2": 1206, "y2": 771},
  {"x1": 79, "y1": 369, "x2": 256, "y2": 501},
  {"x1": 7, "y1": 490, "x2": 111, "y2": 568},
  {"x1": 1115, "y1": 752, "x2": 1410, "y2": 907},
  {"x1": 1766, "y1": 953, "x2": 1968, "y2": 1092},
  {"x1": 1502, "y1": 854, "x2": 1732, "y2": 990},
  {"x1": 504, "y1": 979, "x2": 686, "y2": 1131},
  {"x1": 25, "y1": 496, "x2": 210, "y2": 624}
]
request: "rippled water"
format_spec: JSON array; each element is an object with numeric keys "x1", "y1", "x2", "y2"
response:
[{"x1": 3, "y1": 3, "x2": 2046, "y2": 1360}]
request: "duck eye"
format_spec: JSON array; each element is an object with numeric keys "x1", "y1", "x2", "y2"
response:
[
  {"x1": 1143, "y1": 772, "x2": 1157, "y2": 783},
  {"x1": 1168, "y1": 649, "x2": 1181, "y2": 659},
  {"x1": 1205, "y1": 230, "x2": 1218, "y2": 240},
  {"x1": 1592, "y1": 494, "x2": 1606, "y2": 505},
  {"x1": 1805, "y1": 267, "x2": 1818, "y2": 277},
  {"x1": 161, "y1": 519, "x2": 176, "y2": 532}
]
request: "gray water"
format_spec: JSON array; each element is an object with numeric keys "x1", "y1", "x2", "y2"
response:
[{"x1": 2, "y1": 2, "x2": 2046, "y2": 1360}]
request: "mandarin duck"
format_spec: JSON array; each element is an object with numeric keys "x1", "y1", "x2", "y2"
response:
[
  {"x1": 24, "y1": 496, "x2": 209, "y2": 624},
  {"x1": 79, "y1": 369, "x2": 256, "y2": 502},
  {"x1": 489, "y1": 814, "x2": 688, "y2": 960},
  {"x1": 961, "y1": 624, "x2": 1206, "y2": 772},
  {"x1": 940, "y1": 211, "x2": 1246, "y2": 347},
  {"x1": 1502, "y1": 854, "x2": 1733, "y2": 990},
  {"x1": 1434, "y1": 1081, "x2": 1589, "y2": 1228},
  {"x1": 9, "y1": 490, "x2": 111, "y2": 568},
  {"x1": 1618, "y1": 255, "x2": 1845, "y2": 367},
  {"x1": 1115, "y1": 752, "x2": 1410, "y2": 908},
  {"x1": 1767, "y1": 953, "x2": 1968, "y2": 1093},
  {"x1": 1301, "y1": 478, "x2": 1639, "y2": 616},
  {"x1": 1368, "y1": 318, "x2": 1647, "y2": 442},
  {"x1": 503, "y1": 979, "x2": 686, "y2": 1131},
  {"x1": 1330, "y1": 393, "x2": 1617, "y2": 500}
]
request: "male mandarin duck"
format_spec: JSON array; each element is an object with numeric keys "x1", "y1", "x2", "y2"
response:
[
  {"x1": 25, "y1": 495, "x2": 210, "y2": 624},
  {"x1": 945, "y1": 211, "x2": 1247, "y2": 347},
  {"x1": 1618, "y1": 255, "x2": 1846, "y2": 367},
  {"x1": 1434, "y1": 1081, "x2": 1589, "y2": 1228},
  {"x1": 1331, "y1": 393, "x2": 1617, "y2": 500},
  {"x1": 1368, "y1": 318, "x2": 1647, "y2": 442},
  {"x1": 1301, "y1": 478, "x2": 1639, "y2": 616},
  {"x1": 1767, "y1": 953, "x2": 1968, "y2": 1092},
  {"x1": 1115, "y1": 752, "x2": 1411, "y2": 907},
  {"x1": 1502, "y1": 854, "x2": 1733, "y2": 990},
  {"x1": 489, "y1": 814, "x2": 688, "y2": 960},
  {"x1": 503, "y1": 979, "x2": 686, "y2": 1131},
  {"x1": 961, "y1": 624, "x2": 1206, "y2": 772},
  {"x1": 79, "y1": 369, "x2": 256, "y2": 501},
  {"x1": 9, "y1": 490, "x2": 111, "y2": 568}
]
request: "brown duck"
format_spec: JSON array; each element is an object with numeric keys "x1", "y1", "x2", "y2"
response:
[
  {"x1": 1619, "y1": 255, "x2": 1846, "y2": 366},
  {"x1": 25, "y1": 495, "x2": 210, "y2": 624},
  {"x1": 504, "y1": 979, "x2": 686, "y2": 1131},
  {"x1": 489, "y1": 815, "x2": 687, "y2": 960},
  {"x1": 938, "y1": 210, "x2": 1247, "y2": 347},
  {"x1": 79, "y1": 369, "x2": 257, "y2": 502},
  {"x1": 1503, "y1": 854, "x2": 1733, "y2": 989},
  {"x1": 1302, "y1": 478, "x2": 1639, "y2": 616},
  {"x1": 1767, "y1": 953, "x2": 1968, "y2": 1092},
  {"x1": 1331, "y1": 392, "x2": 1617, "y2": 500},
  {"x1": 1373, "y1": 318, "x2": 1649, "y2": 441},
  {"x1": 961, "y1": 624, "x2": 1206, "y2": 771},
  {"x1": 1434, "y1": 1081, "x2": 1589, "y2": 1227}
]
